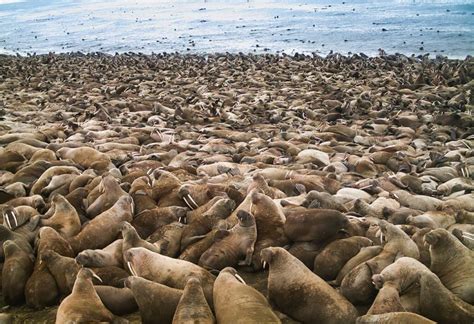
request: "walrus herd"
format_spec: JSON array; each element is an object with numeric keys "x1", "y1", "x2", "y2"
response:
[{"x1": 0, "y1": 52, "x2": 473, "y2": 323}]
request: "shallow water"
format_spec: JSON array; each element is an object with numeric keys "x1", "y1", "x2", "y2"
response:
[{"x1": 0, "y1": 0, "x2": 473, "y2": 58}]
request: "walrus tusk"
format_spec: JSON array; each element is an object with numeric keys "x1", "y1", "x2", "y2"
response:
[
  {"x1": 127, "y1": 261, "x2": 138, "y2": 277},
  {"x1": 178, "y1": 216, "x2": 187, "y2": 224},
  {"x1": 462, "y1": 234, "x2": 474, "y2": 242},
  {"x1": 462, "y1": 232, "x2": 474, "y2": 238},
  {"x1": 183, "y1": 196, "x2": 194, "y2": 210},
  {"x1": 91, "y1": 270, "x2": 103, "y2": 283},
  {"x1": 359, "y1": 185, "x2": 372, "y2": 190},
  {"x1": 10, "y1": 210, "x2": 18, "y2": 228},
  {"x1": 263, "y1": 261, "x2": 268, "y2": 269},
  {"x1": 380, "y1": 231, "x2": 384, "y2": 245},
  {"x1": 234, "y1": 273, "x2": 246, "y2": 285},
  {"x1": 187, "y1": 194, "x2": 199, "y2": 209},
  {"x1": 4, "y1": 212, "x2": 12, "y2": 230}
]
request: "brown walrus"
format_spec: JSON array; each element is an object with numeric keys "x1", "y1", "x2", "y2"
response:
[
  {"x1": 86, "y1": 175, "x2": 128, "y2": 218},
  {"x1": 213, "y1": 267, "x2": 280, "y2": 324},
  {"x1": 40, "y1": 194, "x2": 81, "y2": 238},
  {"x1": 283, "y1": 208, "x2": 349, "y2": 242},
  {"x1": 55, "y1": 268, "x2": 126, "y2": 323},
  {"x1": 424, "y1": 228, "x2": 474, "y2": 303},
  {"x1": 313, "y1": 236, "x2": 373, "y2": 280},
  {"x1": 95, "y1": 286, "x2": 138, "y2": 316},
  {"x1": 125, "y1": 276, "x2": 183, "y2": 324},
  {"x1": 2, "y1": 240, "x2": 34, "y2": 305},
  {"x1": 173, "y1": 277, "x2": 215, "y2": 324},
  {"x1": 261, "y1": 247, "x2": 358, "y2": 324},
  {"x1": 124, "y1": 247, "x2": 215, "y2": 308},
  {"x1": 199, "y1": 210, "x2": 257, "y2": 270},
  {"x1": 418, "y1": 270, "x2": 474, "y2": 324},
  {"x1": 68, "y1": 195, "x2": 133, "y2": 253}
]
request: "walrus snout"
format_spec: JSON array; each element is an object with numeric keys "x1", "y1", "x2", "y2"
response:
[
  {"x1": 423, "y1": 230, "x2": 441, "y2": 246},
  {"x1": 371, "y1": 274, "x2": 384, "y2": 290}
]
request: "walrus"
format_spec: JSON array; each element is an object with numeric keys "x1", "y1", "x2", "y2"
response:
[
  {"x1": 3, "y1": 194, "x2": 45, "y2": 210},
  {"x1": 68, "y1": 195, "x2": 133, "y2": 254},
  {"x1": 199, "y1": 210, "x2": 257, "y2": 270},
  {"x1": 2, "y1": 240, "x2": 34, "y2": 305},
  {"x1": 121, "y1": 221, "x2": 161, "y2": 258},
  {"x1": 132, "y1": 206, "x2": 186, "y2": 238},
  {"x1": 356, "y1": 312, "x2": 435, "y2": 324},
  {"x1": 173, "y1": 277, "x2": 215, "y2": 324},
  {"x1": 86, "y1": 175, "x2": 128, "y2": 218},
  {"x1": 418, "y1": 270, "x2": 474, "y2": 324},
  {"x1": 406, "y1": 210, "x2": 456, "y2": 229},
  {"x1": 313, "y1": 236, "x2": 373, "y2": 280},
  {"x1": 148, "y1": 222, "x2": 185, "y2": 257},
  {"x1": 340, "y1": 220, "x2": 419, "y2": 305},
  {"x1": 56, "y1": 146, "x2": 114, "y2": 173},
  {"x1": 371, "y1": 257, "x2": 431, "y2": 314},
  {"x1": 240, "y1": 190, "x2": 289, "y2": 271},
  {"x1": 283, "y1": 208, "x2": 349, "y2": 242},
  {"x1": 25, "y1": 226, "x2": 73, "y2": 309},
  {"x1": 391, "y1": 190, "x2": 442, "y2": 211},
  {"x1": 124, "y1": 247, "x2": 215, "y2": 308},
  {"x1": 40, "y1": 194, "x2": 81, "y2": 238},
  {"x1": 55, "y1": 268, "x2": 126, "y2": 324},
  {"x1": 1, "y1": 205, "x2": 37, "y2": 230},
  {"x1": 125, "y1": 276, "x2": 183, "y2": 324},
  {"x1": 424, "y1": 228, "x2": 474, "y2": 303},
  {"x1": 179, "y1": 227, "x2": 226, "y2": 264},
  {"x1": 180, "y1": 197, "x2": 235, "y2": 250},
  {"x1": 301, "y1": 190, "x2": 348, "y2": 212},
  {"x1": 213, "y1": 267, "x2": 280, "y2": 324},
  {"x1": 76, "y1": 239, "x2": 123, "y2": 268},
  {"x1": 42, "y1": 250, "x2": 82, "y2": 296},
  {"x1": 246, "y1": 173, "x2": 286, "y2": 199},
  {"x1": 331, "y1": 245, "x2": 383, "y2": 286},
  {"x1": 0, "y1": 224, "x2": 33, "y2": 261},
  {"x1": 452, "y1": 228, "x2": 474, "y2": 250},
  {"x1": 95, "y1": 286, "x2": 138, "y2": 316},
  {"x1": 30, "y1": 166, "x2": 81, "y2": 195},
  {"x1": 261, "y1": 247, "x2": 358, "y2": 324}
]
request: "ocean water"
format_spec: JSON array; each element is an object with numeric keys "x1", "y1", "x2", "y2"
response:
[{"x1": 0, "y1": 0, "x2": 473, "y2": 58}]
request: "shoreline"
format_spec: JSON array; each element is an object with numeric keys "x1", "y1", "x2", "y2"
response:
[{"x1": 0, "y1": 50, "x2": 472, "y2": 61}]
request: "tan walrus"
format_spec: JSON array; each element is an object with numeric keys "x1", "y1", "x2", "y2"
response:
[
  {"x1": 213, "y1": 267, "x2": 280, "y2": 324},
  {"x1": 261, "y1": 247, "x2": 358, "y2": 324},
  {"x1": 173, "y1": 277, "x2": 215, "y2": 324},
  {"x1": 55, "y1": 268, "x2": 127, "y2": 323}
]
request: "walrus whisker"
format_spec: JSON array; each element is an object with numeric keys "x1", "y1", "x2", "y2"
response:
[
  {"x1": 234, "y1": 273, "x2": 246, "y2": 285},
  {"x1": 127, "y1": 261, "x2": 138, "y2": 277}
]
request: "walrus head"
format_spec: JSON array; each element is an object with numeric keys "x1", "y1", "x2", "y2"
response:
[
  {"x1": 371, "y1": 274, "x2": 384, "y2": 290},
  {"x1": 260, "y1": 247, "x2": 278, "y2": 269},
  {"x1": 423, "y1": 228, "x2": 447, "y2": 247},
  {"x1": 219, "y1": 267, "x2": 246, "y2": 285},
  {"x1": 2, "y1": 207, "x2": 18, "y2": 230},
  {"x1": 236, "y1": 210, "x2": 255, "y2": 227}
]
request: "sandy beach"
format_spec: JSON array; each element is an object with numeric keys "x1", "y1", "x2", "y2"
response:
[{"x1": 0, "y1": 52, "x2": 473, "y2": 323}]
